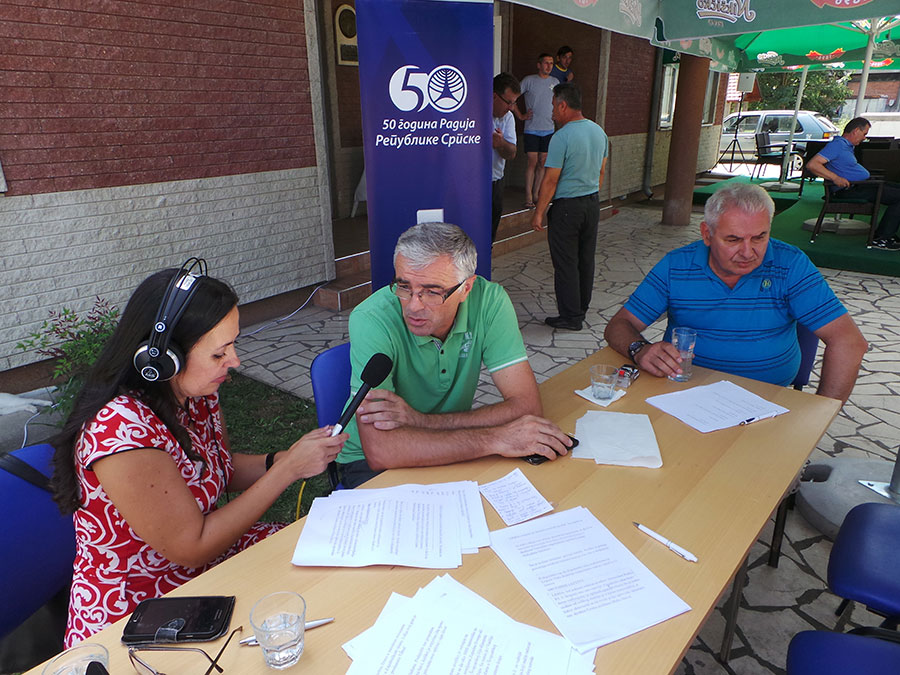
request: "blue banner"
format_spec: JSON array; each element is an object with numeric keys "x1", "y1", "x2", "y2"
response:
[{"x1": 357, "y1": 0, "x2": 493, "y2": 289}]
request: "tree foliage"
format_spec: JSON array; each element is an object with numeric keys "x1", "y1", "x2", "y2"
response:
[{"x1": 748, "y1": 71, "x2": 852, "y2": 119}]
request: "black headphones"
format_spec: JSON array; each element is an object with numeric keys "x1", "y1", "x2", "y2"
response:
[{"x1": 133, "y1": 257, "x2": 208, "y2": 382}]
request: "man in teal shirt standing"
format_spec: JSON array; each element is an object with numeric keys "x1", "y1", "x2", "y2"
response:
[
  {"x1": 335, "y1": 222, "x2": 572, "y2": 488},
  {"x1": 532, "y1": 82, "x2": 609, "y2": 331}
]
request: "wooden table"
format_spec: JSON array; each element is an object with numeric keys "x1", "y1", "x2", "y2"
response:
[{"x1": 28, "y1": 348, "x2": 841, "y2": 674}]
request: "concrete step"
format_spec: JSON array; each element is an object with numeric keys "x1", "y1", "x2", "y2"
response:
[{"x1": 313, "y1": 271, "x2": 371, "y2": 312}]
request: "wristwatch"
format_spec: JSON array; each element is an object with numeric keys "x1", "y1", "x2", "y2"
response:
[{"x1": 627, "y1": 339, "x2": 650, "y2": 363}]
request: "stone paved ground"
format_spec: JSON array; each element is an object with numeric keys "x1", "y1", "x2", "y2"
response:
[{"x1": 236, "y1": 202, "x2": 900, "y2": 674}]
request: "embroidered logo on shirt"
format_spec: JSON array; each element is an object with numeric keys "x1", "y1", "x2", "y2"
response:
[
  {"x1": 760, "y1": 278, "x2": 772, "y2": 291},
  {"x1": 459, "y1": 332, "x2": 473, "y2": 358}
]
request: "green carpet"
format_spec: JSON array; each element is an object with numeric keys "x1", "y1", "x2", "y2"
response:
[
  {"x1": 693, "y1": 177, "x2": 900, "y2": 278},
  {"x1": 693, "y1": 175, "x2": 814, "y2": 210}
]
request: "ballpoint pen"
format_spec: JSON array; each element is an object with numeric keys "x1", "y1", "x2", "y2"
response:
[
  {"x1": 739, "y1": 412, "x2": 778, "y2": 426},
  {"x1": 633, "y1": 522, "x2": 698, "y2": 562},
  {"x1": 239, "y1": 618, "x2": 334, "y2": 645}
]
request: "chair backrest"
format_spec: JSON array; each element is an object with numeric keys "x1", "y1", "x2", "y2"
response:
[
  {"x1": 787, "y1": 630, "x2": 900, "y2": 675},
  {"x1": 0, "y1": 443, "x2": 75, "y2": 640},
  {"x1": 310, "y1": 342, "x2": 352, "y2": 427},
  {"x1": 754, "y1": 132, "x2": 770, "y2": 152},
  {"x1": 792, "y1": 323, "x2": 819, "y2": 390}
]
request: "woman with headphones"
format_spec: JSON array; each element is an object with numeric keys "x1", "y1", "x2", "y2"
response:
[{"x1": 50, "y1": 261, "x2": 348, "y2": 647}]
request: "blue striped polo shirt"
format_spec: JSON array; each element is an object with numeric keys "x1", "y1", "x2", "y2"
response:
[{"x1": 624, "y1": 239, "x2": 846, "y2": 386}]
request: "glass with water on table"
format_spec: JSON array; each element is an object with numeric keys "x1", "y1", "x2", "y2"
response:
[
  {"x1": 669, "y1": 327, "x2": 697, "y2": 382},
  {"x1": 250, "y1": 591, "x2": 306, "y2": 669}
]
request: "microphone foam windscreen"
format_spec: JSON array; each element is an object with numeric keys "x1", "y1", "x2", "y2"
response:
[{"x1": 360, "y1": 353, "x2": 393, "y2": 387}]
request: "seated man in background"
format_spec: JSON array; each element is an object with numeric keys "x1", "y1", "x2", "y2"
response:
[
  {"x1": 805, "y1": 116, "x2": 900, "y2": 251},
  {"x1": 336, "y1": 222, "x2": 572, "y2": 488},
  {"x1": 604, "y1": 182, "x2": 867, "y2": 403}
]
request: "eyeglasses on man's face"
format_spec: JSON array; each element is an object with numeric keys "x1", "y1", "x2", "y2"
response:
[
  {"x1": 391, "y1": 279, "x2": 465, "y2": 306},
  {"x1": 494, "y1": 91, "x2": 517, "y2": 108}
]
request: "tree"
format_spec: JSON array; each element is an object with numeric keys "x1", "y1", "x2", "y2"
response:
[{"x1": 748, "y1": 71, "x2": 852, "y2": 119}]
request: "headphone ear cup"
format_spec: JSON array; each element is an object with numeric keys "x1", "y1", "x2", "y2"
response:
[{"x1": 133, "y1": 341, "x2": 184, "y2": 382}]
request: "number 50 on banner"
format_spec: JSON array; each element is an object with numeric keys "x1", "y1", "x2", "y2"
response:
[{"x1": 389, "y1": 65, "x2": 468, "y2": 114}]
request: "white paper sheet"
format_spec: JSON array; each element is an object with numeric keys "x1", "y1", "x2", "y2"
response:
[
  {"x1": 478, "y1": 468, "x2": 554, "y2": 525},
  {"x1": 489, "y1": 507, "x2": 691, "y2": 653},
  {"x1": 291, "y1": 491, "x2": 462, "y2": 569},
  {"x1": 572, "y1": 411, "x2": 662, "y2": 468},
  {"x1": 645, "y1": 379, "x2": 789, "y2": 433},
  {"x1": 342, "y1": 574, "x2": 596, "y2": 675},
  {"x1": 574, "y1": 385, "x2": 626, "y2": 408},
  {"x1": 329, "y1": 481, "x2": 490, "y2": 553}
]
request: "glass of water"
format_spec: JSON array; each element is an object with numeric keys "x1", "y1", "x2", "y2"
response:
[
  {"x1": 42, "y1": 643, "x2": 109, "y2": 675},
  {"x1": 250, "y1": 591, "x2": 306, "y2": 670},
  {"x1": 668, "y1": 327, "x2": 698, "y2": 382}
]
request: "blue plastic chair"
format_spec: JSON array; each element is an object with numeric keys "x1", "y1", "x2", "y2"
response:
[
  {"x1": 310, "y1": 342, "x2": 352, "y2": 490},
  {"x1": 0, "y1": 443, "x2": 75, "y2": 640},
  {"x1": 828, "y1": 502, "x2": 900, "y2": 630},
  {"x1": 792, "y1": 322, "x2": 819, "y2": 390},
  {"x1": 787, "y1": 630, "x2": 900, "y2": 674}
]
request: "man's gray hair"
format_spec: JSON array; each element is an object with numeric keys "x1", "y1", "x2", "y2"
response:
[
  {"x1": 704, "y1": 182, "x2": 775, "y2": 231},
  {"x1": 393, "y1": 222, "x2": 477, "y2": 281}
]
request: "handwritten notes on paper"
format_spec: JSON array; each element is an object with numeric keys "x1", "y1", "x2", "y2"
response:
[
  {"x1": 479, "y1": 468, "x2": 553, "y2": 525},
  {"x1": 489, "y1": 507, "x2": 691, "y2": 653},
  {"x1": 646, "y1": 380, "x2": 789, "y2": 433}
]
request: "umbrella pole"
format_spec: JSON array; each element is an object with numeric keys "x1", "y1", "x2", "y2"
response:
[
  {"x1": 761, "y1": 67, "x2": 808, "y2": 192},
  {"x1": 853, "y1": 18, "x2": 878, "y2": 117}
]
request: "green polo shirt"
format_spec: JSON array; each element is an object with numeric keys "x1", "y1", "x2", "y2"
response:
[{"x1": 336, "y1": 276, "x2": 529, "y2": 465}]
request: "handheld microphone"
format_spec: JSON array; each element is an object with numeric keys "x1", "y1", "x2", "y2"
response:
[{"x1": 330, "y1": 353, "x2": 393, "y2": 436}]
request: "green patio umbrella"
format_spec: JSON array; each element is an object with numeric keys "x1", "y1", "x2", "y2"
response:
[{"x1": 654, "y1": 15, "x2": 900, "y2": 76}]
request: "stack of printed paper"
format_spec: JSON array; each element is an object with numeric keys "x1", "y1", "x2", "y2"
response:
[
  {"x1": 490, "y1": 507, "x2": 691, "y2": 652},
  {"x1": 291, "y1": 481, "x2": 489, "y2": 568},
  {"x1": 343, "y1": 574, "x2": 596, "y2": 674}
]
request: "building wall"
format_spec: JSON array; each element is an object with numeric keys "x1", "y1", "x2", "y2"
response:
[
  {"x1": 604, "y1": 33, "x2": 655, "y2": 137},
  {"x1": 0, "y1": 0, "x2": 333, "y2": 370}
]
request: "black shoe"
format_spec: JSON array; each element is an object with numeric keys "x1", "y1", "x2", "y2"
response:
[
  {"x1": 544, "y1": 316, "x2": 583, "y2": 331},
  {"x1": 871, "y1": 238, "x2": 900, "y2": 250}
]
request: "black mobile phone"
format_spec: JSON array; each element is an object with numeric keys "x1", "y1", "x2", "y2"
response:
[
  {"x1": 122, "y1": 595, "x2": 235, "y2": 644},
  {"x1": 523, "y1": 434, "x2": 579, "y2": 465}
]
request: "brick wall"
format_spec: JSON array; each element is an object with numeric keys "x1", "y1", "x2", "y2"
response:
[
  {"x1": 330, "y1": 0, "x2": 363, "y2": 148},
  {"x1": 604, "y1": 34, "x2": 655, "y2": 137},
  {"x1": 0, "y1": 0, "x2": 315, "y2": 197},
  {"x1": 1, "y1": 0, "x2": 334, "y2": 371}
]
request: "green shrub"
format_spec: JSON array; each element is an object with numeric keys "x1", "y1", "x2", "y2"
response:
[{"x1": 16, "y1": 297, "x2": 120, "y2": 421}]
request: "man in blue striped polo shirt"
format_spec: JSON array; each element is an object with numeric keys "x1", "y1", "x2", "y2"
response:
[{"x1": 604, "y1": 183, "x2": 867, "y2": 403}]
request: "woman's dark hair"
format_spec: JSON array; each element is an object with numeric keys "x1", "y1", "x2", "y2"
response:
[{"x1": 50, "y1": 268, "x2": 238, "y2": 513}]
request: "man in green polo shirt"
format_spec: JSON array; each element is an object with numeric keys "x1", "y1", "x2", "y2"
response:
[{"x1": 335, "y1": 222, "x2": 572, "y2": 488}]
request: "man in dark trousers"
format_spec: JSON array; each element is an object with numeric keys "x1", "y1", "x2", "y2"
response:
[{"x1": 531, "y1": 83, "x2": 608, "y2": 331}]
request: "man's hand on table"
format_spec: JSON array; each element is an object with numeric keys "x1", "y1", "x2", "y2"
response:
[
  {"x1": 634, "y1": 342, "x2": 685, "y2": 379},
  {"x1": 489, "y1": 415, "x2": 573, "y2": 461}
]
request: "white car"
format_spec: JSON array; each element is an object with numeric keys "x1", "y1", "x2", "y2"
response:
[{"x1": 719, "y1": 110, "x2": 838, "y2": 159}]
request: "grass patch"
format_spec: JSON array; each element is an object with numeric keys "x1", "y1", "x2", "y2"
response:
[{"x1": 217, "y1": 372, "x2": 331, "y2": 523}]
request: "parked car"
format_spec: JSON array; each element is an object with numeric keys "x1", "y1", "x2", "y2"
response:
[{"x1": 718, "y1": 110, "x2": 838, "y2": 168}]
